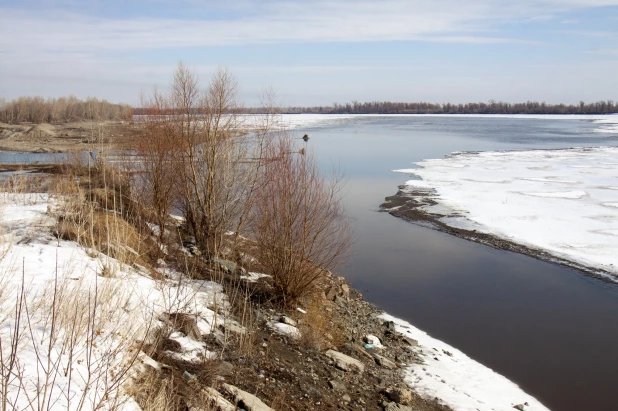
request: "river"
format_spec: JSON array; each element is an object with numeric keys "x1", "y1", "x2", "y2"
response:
[{"x1": 294, "y1": 114, "x2": 618, "y2": 411}]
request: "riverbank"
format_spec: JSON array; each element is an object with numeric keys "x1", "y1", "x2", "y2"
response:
[
  {"x1": 0, "y1": 170, "x2": 448, "y2": 410},
  {"x1": 0, "y1": 166, "x2": 550, "y2": 410},
  {"x1": 0, "y1": 121, "x2": 139, "y2": 152}
]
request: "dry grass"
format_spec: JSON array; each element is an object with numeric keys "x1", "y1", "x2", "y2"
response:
[{"x1": 298, "y1": 292, "x2": 346, "y2": 351}]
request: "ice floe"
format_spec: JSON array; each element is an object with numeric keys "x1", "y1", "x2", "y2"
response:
[{"x1": 395, "y1": 146, "x2": 618, "y2": 279}]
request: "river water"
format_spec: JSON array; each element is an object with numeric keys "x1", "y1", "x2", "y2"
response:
[{"x1": 296, "y1": 115, "x2": 618, "y2": 411}]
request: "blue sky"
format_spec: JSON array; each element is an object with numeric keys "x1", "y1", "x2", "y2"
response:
[{"x1": 1, "y1": 0, "x2": 617, "y2": 106}]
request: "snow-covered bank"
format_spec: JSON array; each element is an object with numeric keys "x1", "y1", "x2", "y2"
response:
[
  {"x1": 0, "y1": 193, "x2": 227, "y2": 410},
  {"x1": 379, "y1": 313, "x2": 549, "y2": 411},
  {"x1": 395, "y1": 146, "x2": 618, "y2": 279}
]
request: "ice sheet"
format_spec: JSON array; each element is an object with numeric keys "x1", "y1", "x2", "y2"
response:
[
  {"x1": 238, "y1": 113, "x2": 618, "y2": 134},
  {"x1": 395, "y1": 147, "x2": 618, "y2": 278}
]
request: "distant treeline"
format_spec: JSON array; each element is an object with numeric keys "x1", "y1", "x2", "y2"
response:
[
  {"x1": 0, "y1": 96, "x2": 133, "y2": 124},
  {"x1": 247, "y1": 100, "x2": 617, "y2": 115}
]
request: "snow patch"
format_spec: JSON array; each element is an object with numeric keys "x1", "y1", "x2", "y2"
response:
[{"x1": 379, "y1": 313, "x2": 549, "y2": 411}]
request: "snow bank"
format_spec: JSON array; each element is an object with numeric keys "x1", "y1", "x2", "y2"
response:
[
  {"x1": 379, "y1": 313, "x2": 548, "y2": 411},
  {"x1": 0, "y1": 193, "x2": 228, "y2": 410},
  {"x1": 395, "y1": 147, "x2": 618, "y2": 278}
]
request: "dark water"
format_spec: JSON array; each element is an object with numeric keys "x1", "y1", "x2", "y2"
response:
[{"x1": 300, "y1": 115, "x2": 618, "y2": 411}]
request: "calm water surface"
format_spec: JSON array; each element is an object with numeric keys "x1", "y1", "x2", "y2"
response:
[{"x1": 300, "y1": 115, "x2": 618, "y2": 411}]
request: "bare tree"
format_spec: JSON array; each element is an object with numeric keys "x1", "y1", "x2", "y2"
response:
[
  {"x1": 250, "y1": 133, "x2": 352, "y2": 304},
  {"x1": 135, "y1": 89, "x2": 178, "y2": 242}
]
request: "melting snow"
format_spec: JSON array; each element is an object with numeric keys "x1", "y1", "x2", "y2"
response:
[
  {"x1": 395, "y1": 146, "x2": 618, "y2": 278},
  {"x1": 380, "y1": 313, "x2": 549, "y2": 411}
]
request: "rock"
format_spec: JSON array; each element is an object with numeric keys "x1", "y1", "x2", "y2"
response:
[
  {"x1": 221, "y1": 383, "x2": 274, "y2": 411},
  {"x1": 344, "y1": 343, "x2": 374, "y2": 361},
  {"x1": 384, "y1": 321, "x2": 396, "y2": 331},
  {"x1": 325, "y1": 350, "x2": 365, "y2": 373},
  {"x1": 279, "y1": 315, "x2": 297, "y2": 326},
  {"x1": 268, "y1": 322, "x2": 302, "y2": 340},
  {"x1": 365, "y1": 334, "x2": 383, "y2": 347},
  {"x1": 373, "y1": 354, "x2": 398, "y2": 370},
  {"x1": 183, "y1": 370, "x2": 197, "y2": 382},
  {"x1": 324, "y1": 286, "x2": 338, "y2": 301},
  {"x1": 513, "y1": 405, "x2": 525, "y2": 411},
  {"x1": 383, "y1": 403, "x2": 413, "y2": 411},
  {"x1": 402, "y1": 336, "x2": 418, "y2": 347},
  {"x1": 204, "y1": 387, "x2": 236, "y2": 411},
  {"x1": 217, "y1": 361, "x2": 234, "y2": 377},
  {"x1": 341, "y1": 283, "x2": 351, "y2": 299},
  {"x1": 334, "y1": 294, "x2": 347, "y2": 307},
  {"x1": 328, "y1": 380, "x2": 346, "y2": 391},
  {"x1": 384, "y1": 387, "x2": 413, "y2": 405},
  {"x1": 342, "y1": 394, "x2": 352, "y2": 403},
  {"x1": 165, "y1": 313, "x2": 201, "y2": 340},
  {"x1": 213, "y1": 258, "x2": 237, "y2": 274},
  {"x1": 223, "y1": 322, "x2": 247, "y2": 335}
]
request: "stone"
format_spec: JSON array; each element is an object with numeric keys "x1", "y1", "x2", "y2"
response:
[
  {"x1": 223, "y1": 322, "x2": 247, "y2": 335},
  {"x1": 402, "y1": 336, "x2": 418, "y2": 347},
  {"x1": 204, "y1": 387, "x2": 236, "y2": 411},
  {"x1": 328, "y1": 380, "x2": 347, "y2": 391},
  {"x1": 165, "y1": 313, "x2": 201, "y2": 340},
  {"x1": 213, "y1": 258, "x2": 237, "y2": 274},
  {"x1": 279, "y1": 315, "x2": 297, "y2": 326},
  {"x1": 324, "y1": 286, "x2": 338, "y2": 301},
  {"x1": 325, "y1": 350, "x2": 365, "y2": 373},
  {"x1": 383, "y1": 403, "x2": 413, "y2": 411},
  {"x1": 364, "y1": 334, "x2": 383, "y2": 347},
  {"x1": 513, "y1": 405, "x2": 525, "y2": 411},
  {"x1": 342, "y1": 394, "x2": 352, "y2": 402},
  {"x1": 217, "y1": 361, "x2": 234, "y2": 377},
  {"x1": 334, "y1": 294, "x2": 347, "y2": 307},
  {"x1": 341, "y1": 283, "x2": 351, "y2": 299},
  {"x1": 384, "y1": 387, "x2": 413, "y2": 405},
  {"x1": 183, "y1": 370, "x2": 197, "y2": 382},
  {"x1": 384, "y1": 321, "x2": 396, "y2": 331},
  {"x1": 221, "y1": 383, "x2": 274, "y2": 411},
  {"x1": 373, "y1": 354, "x2": 398, "y2": 370}
]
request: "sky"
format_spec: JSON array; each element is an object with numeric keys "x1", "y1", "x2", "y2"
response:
[{"x1": 1, "y1": 0, "x2": 617, "y2": 106}]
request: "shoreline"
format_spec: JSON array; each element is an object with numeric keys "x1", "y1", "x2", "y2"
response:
[{"x1": 380, "y1": 187, "x2": 618, "y2": 284}]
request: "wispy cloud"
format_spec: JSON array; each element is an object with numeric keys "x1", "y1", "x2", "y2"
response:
[
  {"x1": 1, "y1": 0, "x2": 617, "y2": 103},
  {"x1": 1, "y1": 0, "x2": 617, "y2": 55}
]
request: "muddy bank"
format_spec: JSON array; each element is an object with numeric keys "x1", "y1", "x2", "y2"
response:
[
  {"x1": 0, "y1": 121, "x2": 141, "y2": 152},
  {"x1": 380, "y1": 187, "x2": 616, "y2": 282}
]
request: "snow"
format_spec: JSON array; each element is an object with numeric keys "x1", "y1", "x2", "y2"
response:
[
  {"x1": 0, "y1": 193, "x2": 229, "y2": 410},
  {"x1": 394, "y1": 146, "x2": 618, "y2": 278},
  {"x1": 379, "y1": 313, "x2": 549, "y2": 411},
  {"x1": 164, "y1": 332, "x2": 216, "y2": 364},
  {"x1": 240, "y1": 271, "x2": 270, "y2": 282},
  {"x1": 268, "y1": 321, "x2": 302, "y2": 340}
]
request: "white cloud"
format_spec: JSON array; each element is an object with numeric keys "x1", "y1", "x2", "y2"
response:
[{"x1": 0, "y1": 0, "x2": 616, "y2": 56}]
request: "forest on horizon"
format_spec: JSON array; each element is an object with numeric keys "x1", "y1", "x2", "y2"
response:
[{"x1": 2, "y1": 95, "x2": 617, "y2": 124}]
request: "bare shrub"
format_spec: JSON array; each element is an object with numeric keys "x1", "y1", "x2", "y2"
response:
[
  {"x1": 250, "y1": 133, "x2": 352, "y2": 305},
  {"x1": 139, "y1": 63, "x2": 274, "y2": 260},
  {"x1": 298, "y1": 293, "x2": 345, "y2": 350}
]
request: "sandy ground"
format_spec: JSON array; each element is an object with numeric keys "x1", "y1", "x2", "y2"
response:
[{"x1": 0, "y1": 121, "x2": 141, "y2": 153}]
